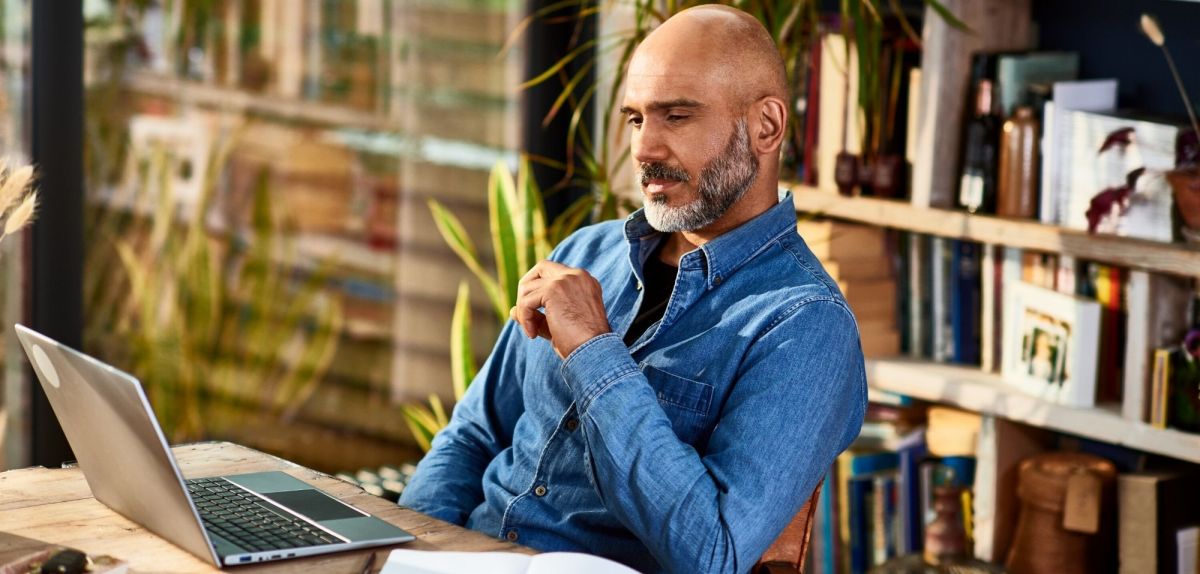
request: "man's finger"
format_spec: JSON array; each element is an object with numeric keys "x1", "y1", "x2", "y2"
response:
[
  {"x1": 517, "y1": 308, "x2": 550, "y2": 341},
  {"x1": 535, "y1": 316, "x2": 552, "y2": 340},
  {"x1": 513, "y1": 283, "x2": 548, "y2": 339},
  {"x1": 534, "y1": 259, "x2": 574, "y2": 275},
  {"x1": 519, "y1": 261, "x2": 549, "y2": 284},
  {"x1": 516, "y1": 276, "x2": 547, "y2": 300}
]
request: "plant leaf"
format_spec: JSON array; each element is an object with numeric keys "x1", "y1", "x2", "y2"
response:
[
  {"x1": 489, "y1": 161, "x2": 521, "y2": 316},
  {"x1": 543, "y1": 56, "x2": 597, "y2": 128},
  {"x1": 429, "y1": 393, "x2": 449, "y2": 428},
  {"x1": 549, "y1": 193, "x2": 594, "y2": 246},
  {"x1": 518, "y1": 37, "x2": 599, "y2": 90},
  {"x1": 924, "y1": 0, "x2": 968, "y2": 31},
  {"x1": 401, "y1": 404, "x2": 438, "y2": 452},
  {"x1": 499, "y1": 0, "x2": 594, "y2": 57},
  {"x1": 428, "y1": 198, "x2": 506, "y2": 319},
  {"x1": 450, "y1": 281, "x2": 477, "y2": 402},
  {"x1": 887, "y1": 0, "x2": 922, "y2": 44},
  {"x1": 518, "y1": 156, "x2": 551, "y2": 265}
]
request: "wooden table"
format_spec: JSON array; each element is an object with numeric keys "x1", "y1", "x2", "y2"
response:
[{"x1": 0, "y1": 441, "x2": 533, "y2": 572}]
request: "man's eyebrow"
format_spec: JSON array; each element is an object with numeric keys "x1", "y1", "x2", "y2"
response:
[{"x1": 620, "y1": 99, "x2": 706, "y2": 115}]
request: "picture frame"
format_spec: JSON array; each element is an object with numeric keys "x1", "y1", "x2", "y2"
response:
[{"x1": 1002, "y1": 282, "x2": 1101, "y2": 407}]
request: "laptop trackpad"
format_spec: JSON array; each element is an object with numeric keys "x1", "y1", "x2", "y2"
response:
[{"x1": 264, "y1": 490, "x2": 365, "y2": 521}]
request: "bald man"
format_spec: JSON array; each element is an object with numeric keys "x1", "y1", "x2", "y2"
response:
[{"x1": 400, "y1": 6, "x2": 866, "y2": 573}]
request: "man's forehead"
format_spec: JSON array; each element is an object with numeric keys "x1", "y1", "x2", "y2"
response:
[
  {"x1": 625, "y1": 44, "x2": 735, "y2": 106},
  {"x1": 623, "y1": 69, "x2": 728, "y2": 111}
]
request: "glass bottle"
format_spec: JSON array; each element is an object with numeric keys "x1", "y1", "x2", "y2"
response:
[{"x1": 958, "y1": 79, "x2": 1000, "y2": 214}]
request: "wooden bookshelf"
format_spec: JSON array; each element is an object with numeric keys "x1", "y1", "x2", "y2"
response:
[
  {"x1": 788, "y1": 184, "x2": 1200, "y2": 279},
  {"x1": 867, "y1": 357, "x2": 1200, "y2": 464}
]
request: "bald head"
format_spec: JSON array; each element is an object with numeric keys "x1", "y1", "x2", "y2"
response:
[
  {"x1": 629, "y1": 5, "x2": 788, "y2": 109},
  {"x1": 622, "y1": 6, "x2": 789, "y2": 236}
]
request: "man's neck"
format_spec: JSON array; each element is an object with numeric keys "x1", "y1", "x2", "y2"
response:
[{"x1": 656, "y1": 182, "x2": 779, "y2": 266}]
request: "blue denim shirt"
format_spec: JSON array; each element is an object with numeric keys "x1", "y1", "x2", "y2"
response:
[{"x1": 399, "y1": 192, "x2": 867, "y2": 573}]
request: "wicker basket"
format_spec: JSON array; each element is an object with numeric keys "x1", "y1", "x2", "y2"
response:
[{"x1": 1005, "y1": 452, "x2": 1117, "y2": 574}]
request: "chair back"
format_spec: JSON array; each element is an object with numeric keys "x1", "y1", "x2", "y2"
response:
[{"x1": 754, "y1": 483, "x2": 823, "y2": 574}]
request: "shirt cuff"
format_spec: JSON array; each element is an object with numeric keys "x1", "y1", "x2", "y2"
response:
[{"x1": 560, "y1": 332, "x2": 639, "y2": 414}]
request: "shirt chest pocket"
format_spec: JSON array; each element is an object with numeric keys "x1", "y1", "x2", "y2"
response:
[{"x1": 640, "y1": 364, "x2": 714, "y2": 445}]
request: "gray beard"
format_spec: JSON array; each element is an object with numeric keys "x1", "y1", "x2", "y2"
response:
[{"x1": 642, "y1": 119, "x2": 759, "y2": 233}]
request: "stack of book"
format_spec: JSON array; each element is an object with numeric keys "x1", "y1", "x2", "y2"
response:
[{"x1": 797, "y1": 219, "x2": 901, "y2": 358}]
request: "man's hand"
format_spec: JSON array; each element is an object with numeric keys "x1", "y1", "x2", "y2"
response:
[{"x1": 510, "y1": 260, "x2": 612, "y2": 358}]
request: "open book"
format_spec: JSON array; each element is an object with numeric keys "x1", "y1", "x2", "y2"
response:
[{"x1": 381, "y1": 549, "x2": 640, "y2": 574}]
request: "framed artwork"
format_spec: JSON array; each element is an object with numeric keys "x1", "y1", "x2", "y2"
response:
[{"x1": 1002, "y1": 282, "x2": 1101, "y2": 407}]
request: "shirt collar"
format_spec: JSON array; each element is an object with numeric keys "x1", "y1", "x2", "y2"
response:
[{"x1": 623, "y1": 190, "x2": 798, "y2": 290}]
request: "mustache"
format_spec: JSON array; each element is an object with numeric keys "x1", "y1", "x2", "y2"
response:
[{"x1": 638, "y1": 162, "x2": 690, "y2": 187}]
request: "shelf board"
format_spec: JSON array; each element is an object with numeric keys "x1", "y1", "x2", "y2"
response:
[
  {"x1": 788, "y1": 184, "x2": 1200, "y2": 279},
  {"x1": 125, "y1": 71, "x2": 391, "y2": 130},
  {"x1": 866, "y1": 357, "x2": 1200, "y2": 464}
]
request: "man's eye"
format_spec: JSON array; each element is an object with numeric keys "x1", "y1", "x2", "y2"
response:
[
  {"x1": 627, "y1": 116, "x2": 643, "y2": 128},
  {"x1": 666, "y1": 114, "x2": 688, "y2": 122}
]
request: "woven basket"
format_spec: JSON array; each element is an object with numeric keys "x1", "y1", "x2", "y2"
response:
[{"x1": 1005, "y1": 452, "x2": 1117, "y2": 574}]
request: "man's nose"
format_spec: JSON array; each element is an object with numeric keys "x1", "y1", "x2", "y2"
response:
[{"x1": 632, "y1": 123, "x2": 669, "y2": 165}]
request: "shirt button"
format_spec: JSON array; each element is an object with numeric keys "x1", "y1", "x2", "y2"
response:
[
  {"x1": 714, "y1": 275, "x2": 722, "y2": 285},
  {"x1": 506, "y1": 530, "x2": 519, "y2": 542},
  {"x1": 565, "y1": 418, "x2": 579, "y2": 431},
  {"x1": 636, "y1": 281, "x2": 643, "y2": 291},
  {"x1": 534, "y1": 485, "x2": 548, "y2": 497}
]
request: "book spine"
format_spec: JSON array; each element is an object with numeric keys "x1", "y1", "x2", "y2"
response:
[
  {"x1": 849, "y1": 476, "x2": 871, "y2": 574},
  {"x1": 909, "y1": 234, "x2": 930, "y2": 359},
  {"x1": 873, "y1": 476, "x2": 889, "y2": 566},
  {"x1": 931, "y1": 238, "x2": 955, "y2": 362},
  {"x1": 819, "y1": 473, "x2": 839, "y2": 574},
  {"x1": 950, "y1": 241, "x2": 981, "y2": 365},
  {"x1": 899, "y1": 439, "x2": 928, "y2": 554},
  {"x1": 1150, "y1": 349, "x2": 1172, "y2": 428},
  {"x1": 896, "y1": 232, "x2": 913, "y2": 355}
]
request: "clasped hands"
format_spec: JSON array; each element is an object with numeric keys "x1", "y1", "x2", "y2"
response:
[{"x1": 509, "y1": 260, "x2": 613, "y2": 359}]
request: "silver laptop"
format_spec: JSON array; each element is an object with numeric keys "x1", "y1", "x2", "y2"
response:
[{"x1": 14, "y1": 324, "x2": 415, "y2": 567}]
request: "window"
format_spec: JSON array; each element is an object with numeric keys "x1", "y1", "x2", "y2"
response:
[{"x1": 79, "y1": 0, "x2": 522, "y2": 472}]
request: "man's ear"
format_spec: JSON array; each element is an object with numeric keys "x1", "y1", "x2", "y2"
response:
[{"x1": 751, "y1": 96, "x2": 788, "y2": 156}]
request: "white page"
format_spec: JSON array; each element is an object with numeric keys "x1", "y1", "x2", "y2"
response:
[
  {"x1": 381, "y1": 549, "x2": 531, "y2": 574},
  {"x1": 528, "y1": 552, "x2": 641, "y2": 574}
]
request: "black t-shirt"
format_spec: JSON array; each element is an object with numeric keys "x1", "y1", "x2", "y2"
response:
[{"x1": 623, "y1": 245, "x2": 679, "y2": 346}]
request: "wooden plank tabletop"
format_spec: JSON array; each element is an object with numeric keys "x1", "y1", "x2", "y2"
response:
[{"x1": 0, "y1": 441, "x2": 532, "y2": 573}]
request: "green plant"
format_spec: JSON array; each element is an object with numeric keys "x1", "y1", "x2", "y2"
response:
[
  {"x1": 402, "y1": 157, "x2": 594, "y2": 452},
  {"x1": 84, "y1": 133, "x2": 343, "y2": 442}
]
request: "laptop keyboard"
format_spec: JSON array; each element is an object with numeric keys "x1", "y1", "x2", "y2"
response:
[{"x1": 186, "y1": 477, "x2": 342, "y2": 553}]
